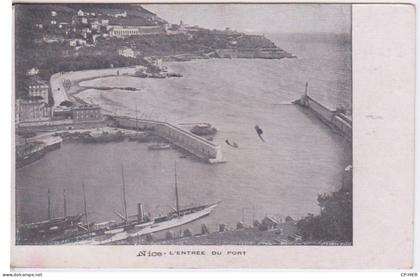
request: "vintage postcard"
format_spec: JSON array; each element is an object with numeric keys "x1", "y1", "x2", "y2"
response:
[{"x1": 11, "y1": 1, "x2": 415, "y2": 269}]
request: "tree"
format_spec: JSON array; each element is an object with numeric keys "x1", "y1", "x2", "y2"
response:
[{"x1": 297, "y1": 187, "x2": 352, "y2": 243}]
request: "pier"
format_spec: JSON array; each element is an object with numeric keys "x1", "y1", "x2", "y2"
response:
[
  {"x1": 293, "y1": 85, "x2": 352, "y2": 142},
  {"x1": 26, "y1": 132, "x2": 63, "y2": 148},
  {"x1": 110, "y1": 115, "x2": 224, "y2": 163}
]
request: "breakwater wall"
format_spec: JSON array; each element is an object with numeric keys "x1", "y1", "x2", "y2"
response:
[
  {"x1": 110, "y1": 116, "x2": 224, "y2": 163},
  {"x1": 215, "y1": 48, "x2": 291, "y2": 59},
  {"x1": 294, "y1": 94, "x2": 352, "y2": 142}
]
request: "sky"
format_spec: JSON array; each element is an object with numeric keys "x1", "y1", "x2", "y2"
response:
[{"x1": 144, "y1": 4, "x2": 351, "y2": 34}]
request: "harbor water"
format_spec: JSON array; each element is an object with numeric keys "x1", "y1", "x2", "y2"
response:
[{"x1": 16, "y1": 33, "x2": 352, "y2": 234}]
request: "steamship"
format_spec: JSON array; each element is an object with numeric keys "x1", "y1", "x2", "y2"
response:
[{"x1": 59, "y1": 163, "x2": 218, "y2": 245}]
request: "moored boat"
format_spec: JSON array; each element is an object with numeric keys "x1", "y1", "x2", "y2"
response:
[
  {"x1": 190, "y1": 123, "x2": 217, "y2": 136},
  {"x1": 65, "y1": 162, "x2": 219, "y2": 245},
  {"x1": 148, "y1": 143, "x2": 171, "y2": 150}
]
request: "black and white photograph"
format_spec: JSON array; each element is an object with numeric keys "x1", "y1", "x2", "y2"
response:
[{"x1": 14, "y1": 3, "x2": 353, "y2": 247}]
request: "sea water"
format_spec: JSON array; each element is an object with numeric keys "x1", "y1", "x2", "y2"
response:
[{"x1": 16, "y1": 33, "x2": 352, "y2": 234}]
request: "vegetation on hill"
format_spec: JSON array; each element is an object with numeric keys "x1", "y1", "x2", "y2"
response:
[
  {"x1": 297, "y1": 186, "x2": 352, "y2": 243},
  {"x1": 14, "y1": 4, "x2": 287, "y2": 99}
]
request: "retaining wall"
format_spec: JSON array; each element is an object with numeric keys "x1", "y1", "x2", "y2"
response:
[{"x1": 112, "y1": 116, "x2": 224, "y2": 163}]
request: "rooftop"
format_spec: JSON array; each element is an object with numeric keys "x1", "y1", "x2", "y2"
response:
[{"x1": 73, "y1": 104, "x2": 101, "y2": 110}]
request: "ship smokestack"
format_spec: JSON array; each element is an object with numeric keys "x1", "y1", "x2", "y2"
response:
[{"x1": 137, "y1": 203, "x2": 144, "y2": 222}]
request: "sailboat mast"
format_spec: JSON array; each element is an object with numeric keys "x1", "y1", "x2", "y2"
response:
[
  {"x1": 174, "y1": 162, "x2": 180, "y2": 216},
  {"x1": 135, "y1": 105, "x2": 138, "y2": 131},
  {"x1": 82, "y1": 182, "x2": 90, "y2": 233},
  {"x1": 63, "y1": 189, "x2": 67, "y2": 217},
  {"x1": 47, "y1": 188, "x2": 51, "y2": 220},
  {"x1": 121, "y1": 165, "x2": 128, "y2": 222}
]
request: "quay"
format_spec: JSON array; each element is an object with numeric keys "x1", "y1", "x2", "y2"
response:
[
  {"x1": 15, "y1": 133, "x2": 63, "y2": 168},
  {"x1": 18, "y1": 66, "x2": 225, "y2": 164},
  {"x1": 16, "y1": 118, "x2": 106, "y2": 134},
  {"x1": 293, "y1": 83, "x2": 352, "y2": 142},
  {"x1": 109, "y1": 115, "x2": 225, "y2": 164},
  {"x1": 26, "y1": 133, "x2": 63, "y2": 149}
]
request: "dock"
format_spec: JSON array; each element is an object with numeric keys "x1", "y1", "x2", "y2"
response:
[
  {"x1": 293, "y1": 84, "x2": 352, "y2": 142},
  {"x1": 109, "y1": 115, "x2": 225, "y2": 164}
]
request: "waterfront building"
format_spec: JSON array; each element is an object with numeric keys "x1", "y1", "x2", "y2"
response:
[
  {"x1": 28, "y1": 79, "x2": 49, "y2": 104},
  {"x1": 72, "y1": 105, "x2": 102, "y2": 122},
  {"x1": 52, "y1": 106, "x2": 73, "y2": 120},
  {"x1": 17, "y1": 98, "x2": 52, "y2": 122}
]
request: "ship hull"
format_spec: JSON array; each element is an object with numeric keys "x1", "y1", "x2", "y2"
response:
[{"x1": 68, "y1": 204, "x2": 217, "y2": 245}]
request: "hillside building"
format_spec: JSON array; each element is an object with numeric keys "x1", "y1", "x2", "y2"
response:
[
  {"x1": 69, "y1": 38, "x2": 87, "y2": 47},
  {"x1": 28, "y1": 79, "x2": 49, "y2": 104},
  {"x1": 117, "y1": 47, "x2": 138, "y2": 58},
  {"x1": 109, "y1": 25, "x2": 163, "y2": 37},
  {"x1": 26, "y1": 68, "x2": 39, "y2": 76}
]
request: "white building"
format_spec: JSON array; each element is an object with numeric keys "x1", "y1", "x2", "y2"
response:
[
  {"x1": 51, "y1": 11, "x2": 57, "y2": 17},
  {"x1": 77, "y1": 10, "x2": 84, "y2": 17},
  {"x1": 16, "y1": 98, "x2": 52, "y2": 122},
  {"x1": 28, "y1": 80, "x2": 49, "y2": 104},
  {"x1": 91, "y1": 21, "x2": 101, "y2": 31},
  {"x1": 26, "y1": 68, "x2": 39, "y2": 76},
  {"x1": 109, "y1": 25, "x2": 163, "y2": 37},
  {"x1": 114, "y1": 11, "x2": 127, "y2": 18},
  {"x1": 92, "y1": 34, "x2": 102, "y2": 43},
  {"x1": 117, "y1": 47, "x2": 136, "y2": 58},
  {"x1": 58, "y1": 22, "x2": 69, "y2": 29},
  {"x1": 69, "y1": 39, "x2": 87, "y2": 47}
]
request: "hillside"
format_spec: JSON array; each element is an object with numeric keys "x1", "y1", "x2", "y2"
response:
[{"x1": 14, "y1": 4, "x2": 291, "y2": 99}]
